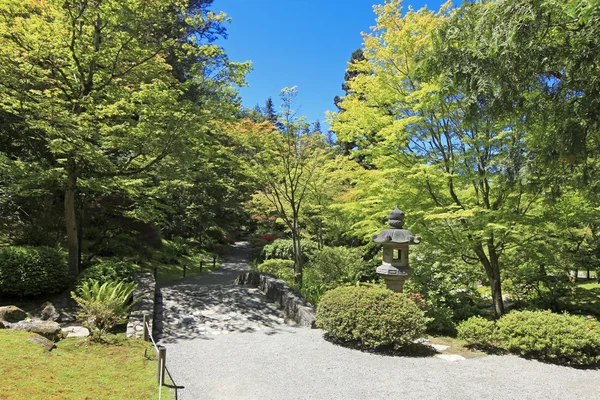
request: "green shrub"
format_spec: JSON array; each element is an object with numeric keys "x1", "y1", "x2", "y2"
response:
[
  {"x1": 457, "y1": 316, "x2": 498, "y2": 350},
  {"x1": 71, "y1": 280, "x2": 138, "y2": 341},
  {"x1": 497, "y1": 310, "x2": 600, "y2": 367},
  {"x1": 458, "y1": 311, "x2": 600, "y2": 366},
  {"x1": 257, "y1": 259, "x2": 295, "y2": 282},
  {"x1": 316, "y1": 286, "x2": 426, "y2": 349},
  {"x1": 77, "y1": 260, "x2": 137, "y2": 289},
  {"x1": 262, "y1": 239, "x2": 319, "y2": 262},
  {"x1": 0, "y1": 246, "x2": 70, "y2": 297}
]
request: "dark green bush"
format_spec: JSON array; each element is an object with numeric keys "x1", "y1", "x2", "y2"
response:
[
  {"x1": 457, "y1": 316, "x2": 498, "y2": 350},
  {"x1": 458, "y1": 311, "x2": 600, "y2": 366},
  {"x1": 256, "y1": 259, "x2": 295, "y2": 282},
  {"x1": 316, "y1": 286, "x2": 426, "y2": 349},
  {"x1": 497, "y1": 310, "x2": 600, "y2": 367},
  {"x1": 77, "y1": 259, "x2": 137, "y2": 289},
  {"x1": 0, "y1": 246, "x2": 70, "y2": 297}
]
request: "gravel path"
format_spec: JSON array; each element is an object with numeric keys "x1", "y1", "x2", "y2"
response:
[{"x1": 159, "y1": 242, "x2": 600, "y2": 400}]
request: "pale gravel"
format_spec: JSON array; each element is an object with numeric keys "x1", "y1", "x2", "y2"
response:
[{"x1": 159, "y1": 242, "x2": 600, "y2": 400}]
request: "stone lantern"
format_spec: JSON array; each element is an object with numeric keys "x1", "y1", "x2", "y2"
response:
[{"x1": 371, "y1": 206, "x2": 421, "y2": 292}]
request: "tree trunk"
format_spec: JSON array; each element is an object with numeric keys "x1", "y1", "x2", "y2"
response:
[
  {"x1": 474, "y1": 242, "x2": 505, "y2": 318},
  {"x1": 292, "y1": 227, "x2": 303, "y2": 286},
  {"x1": 65, "y1": 166, "x2": 79, "y2": 276}
]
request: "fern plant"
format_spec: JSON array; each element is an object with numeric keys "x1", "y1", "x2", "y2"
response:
[{"x1": 71, "y1": 280, "x2": 138, "y2": 341}]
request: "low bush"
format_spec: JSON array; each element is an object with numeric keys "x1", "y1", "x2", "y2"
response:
[
  {"x1": 256, "y1": 259, "x2": 295, "y2": 282},
  {"x1": 77, "y1": 260, "x2": 137, "y2": 289},
  {"x1": 316, "y1": 286, "x2": 426, "y2": 349},
  {"x1": 456, "y1": 316, "x2": 498, "y2": 350},
  {"x1": 71, "y1": 280, "x2": 138, "y2": 341},
  {"x1": 0, "y1": 246, "x2": 70, "y2": 297},
  {"x1": 497, "y1": 310, "x2": 600, "y2": 367},
  {"x1": 457, "y1": 311, "x2": 600, "y2": 366}
]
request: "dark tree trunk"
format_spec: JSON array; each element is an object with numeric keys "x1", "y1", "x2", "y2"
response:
[
  {"x1": 474, "y1": 242, "x2": 505, "y2": 318},
  {"x1": 65, "y1": 165, "x2": 79, "y2": 276},
  {"x1": 292, "y1": 225, "x2": 303, "y2": 286}
]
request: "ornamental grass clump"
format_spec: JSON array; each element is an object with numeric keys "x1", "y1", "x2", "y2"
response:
[
  {"x1": 316, "y1": 286, "x2": 426, "y2": 349},
  {"x1": 71, "y1": 280, "x2": 138, "y2": 341}
]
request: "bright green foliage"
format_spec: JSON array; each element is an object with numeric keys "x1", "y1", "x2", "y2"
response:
[
  {"x1": 71, "y1": 280, "x2": 138, "y2": 341},
  {"x1": 262, "y1": 239, "x2": 320, "y2": 262},
  {"x1": 256, "y1": 259, "x2": 295, "y2": 282},
  {"x1": 456, "y1": 316, "x2": 498, "y2": 351},
  {"x1": 76, "y1": 260, "x2": 137, "y2": 289},
  {"x1": 316, "y1": 286, "x2": 426, "y2": 349},
  {"x1": 458, "y1": 311, "x2": 600, "y2": 366},
  {"x1": 0, "y1": 246, "x2": 70, "y2": 297}
]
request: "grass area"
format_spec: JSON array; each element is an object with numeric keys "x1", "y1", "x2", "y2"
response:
[
  {"x1": 561, "y1": 280, "x2": 600, "y2": 317},
  {"x1": 427, "y1": 335, "x2": 486, "y2": 359},
  {"x1": 148, "y1": 253, "x2": 220, "y2": 284},
  {"x1": 0, "y1": 330, "x2": 172, "y2": 400}
]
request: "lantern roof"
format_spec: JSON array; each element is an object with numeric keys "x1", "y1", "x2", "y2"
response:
[{"x1": 371, "y1": 205, "x2": 421, "y2": 245}]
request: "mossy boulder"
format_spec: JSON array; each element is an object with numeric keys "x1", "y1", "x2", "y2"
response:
[{"x1": 0, "y1": 306, "x2": 28, "y2": 323}]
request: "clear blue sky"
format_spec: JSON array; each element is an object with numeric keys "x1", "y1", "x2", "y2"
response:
[{"x1": 214, "y1": 0, "x2": 446, "y2": 130}]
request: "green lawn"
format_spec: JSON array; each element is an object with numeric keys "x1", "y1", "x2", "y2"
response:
[
  {"x1": 562, "y1": 280, "x2": 600, "y2": 317},
  {"x1": 0, "y1": 331, "x2": 172, "y2": 400},
  {"x1": 148, "y1": 253, "x2": 220, "y2": 284}
]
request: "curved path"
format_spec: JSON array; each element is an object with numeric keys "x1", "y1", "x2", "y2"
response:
[{"x1": 158, "y1": 243, "x2": 600, "y2": 400}]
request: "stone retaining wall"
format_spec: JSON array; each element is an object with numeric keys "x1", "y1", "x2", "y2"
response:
[
  {"x1": 234, "y1": 271, "x2": 316, "y2": 328},
  {"x1": 127, "y1": 272, "x2": 156, "y2": 339}
]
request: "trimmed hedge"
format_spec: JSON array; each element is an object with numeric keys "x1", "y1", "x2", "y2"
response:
[
  {"x1": 0, "y1": 246, "x2": 70, "y2": 297},
  {"x1": 77, "y1": 260, "x2": 137, "y2": 289},
  {"x1": 316, "y1": 286, "x2": 426, "y2": 349},
  {"x1": 458, "y1": 311, "x2": 600, "y2": 366},
  {"x1": 256, "y1": 259, "x2": 295, "y2": 282}
]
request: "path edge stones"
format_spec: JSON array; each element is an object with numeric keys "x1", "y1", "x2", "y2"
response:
[{"x1": 234, "y1": 271, "x2": 316, "y2": 328}]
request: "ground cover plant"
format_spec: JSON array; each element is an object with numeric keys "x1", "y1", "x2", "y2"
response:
[{"x1": 0, "y1": 330, "x2": 171, "y2": 400}]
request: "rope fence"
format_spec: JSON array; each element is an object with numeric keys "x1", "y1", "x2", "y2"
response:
[{"x1": 143, "y1": 314, "x2": 183, "y2": 400}]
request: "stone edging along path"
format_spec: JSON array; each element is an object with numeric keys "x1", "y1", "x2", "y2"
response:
[
  {"x1": 126, "y1": 272, "x2": 156, "y2": 339},
  {"x1": 234, "y1": 271, "x2": 316, "y2": 328}
]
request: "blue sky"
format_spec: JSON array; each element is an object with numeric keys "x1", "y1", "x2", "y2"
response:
[{"x1": 214, "y1": 0, "x2": 446, "y2": 130}]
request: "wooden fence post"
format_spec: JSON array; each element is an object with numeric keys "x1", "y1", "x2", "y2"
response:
[
  {"x1": 213, "y1": 255, "x2": 216, "y2": 269},
  {"x1": 183, "y1": 264, "x2": 187, "y2": 278},
  {"x1": 142, "y1": 314, "x2": 149, "y2": 342},
  {"x1": 157, "y1": 345, "x2": 166, "y2": 386}
]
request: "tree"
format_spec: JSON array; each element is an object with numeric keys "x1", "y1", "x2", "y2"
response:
[
  {"x1": 239, "y1": 87, "x2": 327, "y2": 284},
  {"x1": 0, "y1": 0, "x2": 249, "y2": 275}
]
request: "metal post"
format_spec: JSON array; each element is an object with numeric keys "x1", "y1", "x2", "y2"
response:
[
  {"x1": 183, "y1": 264, "x2": 187, "y2": 278},
  {"x1": 157, "y1": 345, "x2": 166, "y2": 385},
  {"x1": 142, "y1": 314, "x2": 149, "y2": 342}
]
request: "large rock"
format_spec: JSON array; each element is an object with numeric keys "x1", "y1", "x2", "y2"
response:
[
  {"x1": 0, "y1": 320, "x2": 5, "y2": 329},
  {"x1": 11, "y1": 320, "x2": 63, "y2": 341},
  {"x1": 0, "y1": 306, "x2": 28, "y2": 322},
  {"x1": 38, "y1": 301, "x2": 60, "y2": 322},
  {"x1": 26, "y1": 334, "x2": 56, "y2": 351}
]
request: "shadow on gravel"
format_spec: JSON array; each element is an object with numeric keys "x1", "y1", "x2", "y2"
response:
[{"x1": 323, "y1": 335, "x2": 439, "y2": 358}]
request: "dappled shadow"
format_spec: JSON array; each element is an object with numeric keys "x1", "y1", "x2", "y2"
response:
[{"x1": 156, "y1": 242, "x2": 298, "y2": 344}]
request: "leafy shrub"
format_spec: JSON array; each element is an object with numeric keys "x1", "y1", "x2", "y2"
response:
[
  {"x1": 262, "y1": 239, "x2": 319, "y2": 262},
  {"x1": 257, "y1": 259, "x2": 295, "y2": 282},
  {"x1": 154, "y1": 238, "x2": 191, "y2": 264},
  {"x1": 458, "y1": 311, "x2": 600, "y2": 366},
  {"x1": 316, "y1": 286, "x2": 426, "y2": 349},
  {"x1": 71, "y1": 280, "x2": 138, "y2": 341},
  {"x1": 0, "y1": 246, "x2": 70, "y2": 297},
  {"x1": 77, "y1": 260, "x2": 137, "y2": 289},
  {"x1": 457, "y1": 316, "x2": 498, "y2": 350},
  {"x1": 496, "y1": 310, "x2": 600, "y2": 366}
]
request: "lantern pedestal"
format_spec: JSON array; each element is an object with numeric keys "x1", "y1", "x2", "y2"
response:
[{"x1": 376, "y1": 264, "x2": 413, "y2": 293}]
